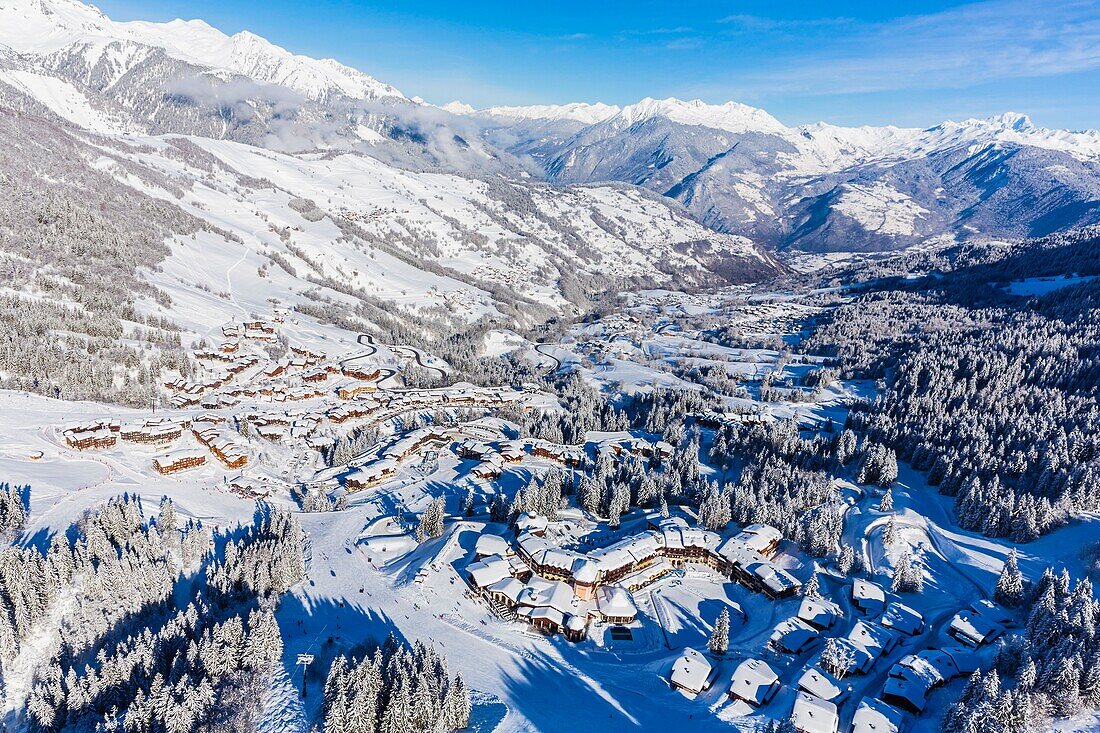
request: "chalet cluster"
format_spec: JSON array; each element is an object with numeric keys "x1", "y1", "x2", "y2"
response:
[
  {"x1": 63, "y1": 419, "x2": 120, "y2": 450},
  {"x1": 718, "y1": 576, "x2": 1012, "y2": 733},
  {"x1": 190, "y1": 417, "x2": 248, "y2": 469},
  {"x1": 456, "y1": 435, "x2": 670, "y2": 481},
  {"x1": 465, "y1": 516, "x2": 797, "y2": 641}
]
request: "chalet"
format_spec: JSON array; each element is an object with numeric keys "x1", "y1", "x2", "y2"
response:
[
  {"x1": 515, "y1": 579, "x2": 582, "y2": 634},
  {"x1": 882, "y1": 673, "x2": 928, "y2": 714},
  {"x1": 485, "y1": 577, "x2": 525, "y2": 607},
  {"x1": 746, "y1": 561, "x2": 802, "y2": 599},
  {"x1": 845, "y1": 621, "x2": 900, "y2": 673},
  {"x1": 737, "y1": 524, "x2": 783, "y2": 557},
  {"x1": 572, "y1": 560, "x2": 598, "y2": 600},
  {"x1": 852, "y1": 579, "x2": 887, "y2": 616},
  {"x1": 670, "y1": 648, "x2": 715, "y2": 695},
  {"x1": 471, "y1": 457, "x2": 503, "y2": 480},
  {"x1": 658, "y1": 518, "x2": 722, "y2": 568},
  {"x1": 729, "y1": 658, "x2": 780, "y2": 707},
  {"x1": 474, "y1": 534, "x2": 513, "y2": 560},
  {"x1": 499, "y1": 440, "x2": 526, "y2": 463},
  {"x1": 798, "y1": 597, "x2": 843, "y2": 630},
  {"x1": 468, "y1": 555, "x2": 513, "y2": 590},
  {"x1": 342, "y1": 365, "x2": 382, "y2": 382},
  {"x1": 564, "y1": 614, "x2": 588, "y2": 642},
  {"x1": 852, "y1": 698, "x2": 905, "y2": 733},
  {"x1": 153, "y1": 449, "x2": 206, "y2": 475},
  {"x1": 797, "y1": 665, "x2": 848, "y2": 703},
  {"x1": 337, "y1": 381, "x2": 379, "y2": 400},
  {"x1": 344, "y1": 459, "x2": 398, "y2": 491},
  {"x1": 515, "y1": 513, "x2": 549, "y2": 537},
  {"x1": 791, "y1": 691, "x2": 839, "y2": 733},
  {"x1": 881, "y1": 602, "x2": 925, "y2": 636},
  {"x1": 771, "y1": 618, "x2": 819, "y2": 655},
  {"x1": 64, "y1": 424, "x2": 117, "y2": 450},
  {"x1": 120, "y1": 419, "x2": 183, "y2": 446},
  {"x1": 595, "y1": 585, "x2": 638, "y2": 624},
  {"x1": 947, "y1": 610, "x2": 1004, "y2": 648}
]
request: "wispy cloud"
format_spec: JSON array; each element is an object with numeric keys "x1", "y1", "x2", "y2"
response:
[
  {"x1": 716, "y1": 14, "x2": 856, "y2": 34},
  {"x1": 555, "y1": 32, "x2": 590, "y2": 41},
  {"x1": 724, "y1": 0, "x2": 1100, "y2": 96}
]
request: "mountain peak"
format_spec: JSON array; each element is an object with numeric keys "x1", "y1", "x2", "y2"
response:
[
  {"x1": 612, "y1": 96, "x2": 787, "y2": 135},
  {"x1": 0, "y1": 0, "x2": 406, "y2": 102}
]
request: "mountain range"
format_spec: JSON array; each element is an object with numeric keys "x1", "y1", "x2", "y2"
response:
[{"x1": 2, "y1": 0, "x2": 1099, "y2": 264}]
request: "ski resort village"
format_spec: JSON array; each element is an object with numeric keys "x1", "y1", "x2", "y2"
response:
[
  {"x1": 1, "y1": 1, "x2": 1099, "y2": 731},
  {"x1": 1, "y1": 275, "x2": 1088, "y2": 733}
]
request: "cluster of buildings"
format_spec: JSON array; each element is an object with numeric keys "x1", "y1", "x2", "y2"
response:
[
  {"x1": 63, "y1": 419, "x2": 120, "y2": 450},
  {"x1": 716, "y1": 575, "x2": 1008, "y2": 733},
  {"x1": 465, "y1": 515, "x2": 797, "y2": 642}
]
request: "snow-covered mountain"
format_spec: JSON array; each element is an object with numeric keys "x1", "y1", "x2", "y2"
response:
[
  {"x1": 479, "y1": 98, "x2": 1100, "y2": 251},
  {"x1": 2, "y1": 0, "x2": 1098, "y2": 255},
  {"x1": 0, "y1": 0, "x2": 405, "y2": 102}
]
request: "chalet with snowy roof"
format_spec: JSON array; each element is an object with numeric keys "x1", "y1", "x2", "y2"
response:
[
  {"x1": 344, "y1": 459, "x2": 398, "y2": 491},
  {"x1": 737, "y1": 524, "x2": 783, "y2": 556},
  {"x1": 120, "y1": 418, "x2": 183, "y2": 446},
  {"x1": 670, "y1": 648, "x2": 715, "y2": 695},
  {"x1": 844, "y1": 621, "x2": 900, "y2": 673},
  {"x1": 852, "y1": 579, "x2": 887, "y2": 615},
  {"x1": 852, "y1": 698, "x2": 905, "y2": 733},
  {"x1": 798, "y1": 597, "x2": 843, "y2": 630},
  {"x1": 515, "y1": 579, "x2": 585, "y2": 634},
  {"x1": 530, "y1": 441, "x2": 584, "y2": 467},
  {"x1": 791, "y1": 690, "x2": 839, "y2": 733},
  {"x1": 515, "y1": 512, "x2": 549, "y2": 537},
  {"x1": 728, "y1": 658, "x2": 780, "y2": 707},
  {"x1": 563, "y1": 613, "x2": 588, "y2": 642},
  {"x1": 595, "y1": 585, "x2": 638, "y2": 624},
  {"x1": 498, "y1": 440, "x2": 527, "y2": 463},
  {"x1": 881, "y1": 602, "x2": 924, "y2": 636},
  {"x1": 337, "y1": 381, "x2": 379, "y2": 400},
  {"x1": 342, "y1": 365, "x2": 383, "y2": 382},
  {"x1": 969, "y1": 599, "x2": 1015, "y2": 627},
  {"x1": 947, "y1": 609, "x2": 1004, "y2": 648},
  {"x1": 63, "y1": 421, "x2": 118, "y2": 450},
  {"x1": 797, "y1": 665, "x2": 849, "y2": 703},
  {"x1": 471, "y1": 456, "x2": 504, "y2": 480},
  {"x1": 771, "y1": 618, "x2": 820, "y2": 654},
  {"x1": 153, "y1": 448, "x2": 206, "y2": 475},
  {"x1": 474, "y1": 534, "x2": 513, "y2": 560}
]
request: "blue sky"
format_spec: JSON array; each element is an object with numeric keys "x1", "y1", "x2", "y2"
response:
[{"x1": 94, "y1": 0, "x2": 1100, "y2": 129}]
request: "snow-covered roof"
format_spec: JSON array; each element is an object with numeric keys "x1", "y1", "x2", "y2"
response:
[
  {"x1": 852, "y1": 698, "x2": 905, "y2": 733},
  {"x1": 736, "y1": 523, "x2": 783, "y2": 553},
  {"x1": 565, "y1": 613, "x2": 587, "y2": 631},
  {"x1": 798, "y1": 665, "x2": 847, "y2": 702},
  {"x1": 670, "y1": 648, "x2": 713, "y2": 694},
  {"x1": 771, "y1": 617, "x2": 819, "y2": 654},
  {"x1": 883, "y1": 673, "x2": 928, "y2": 712},
  {"x1": 791, "y1": 690, "x2": 839, "y2": 733},
  {"x1": 881, "y1": 602, "x2": 924, "y2": 635},
  {"x1": 729, "y1": 658, "x2": 780, "y2": 706},
  {"x1": 515, "y1": 512, "x2": 548, "y2": 534},
  {"x1": 798, "y1": 597, "x2": 843, "y2": 629},
  {"x1": 468, "y1": 555, "x2": 512, "y2": 588},
  {"x1": 597, "y1": 585, "x2": 638, "y2": 620},
  {"x1": 573, "y1": 559, "x2": 598, "y2": 584},
  {"x1": 943, "y1": 646, "x2": 979, "y2": 675},
  {"x1": 852, "y1": 579, "x2": 887, "y2": 611},
  {"x1": 486, "y1": 577, "x2": 524, "y2": 604},
  {"x1": 517, "y1": 578, "x2": 579, "y2": 616},
  {"x1": 846, "y1": 620, "x2": 899, "y2": 659},
  {"x1": 948, "y1": 610, "x2": 1003, "y2": 646},
  {"x1": 474, "y1": 533, "x2": 512, "y2": 558}
]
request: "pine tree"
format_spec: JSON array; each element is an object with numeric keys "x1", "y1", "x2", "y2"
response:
[
  {"x1": 803, "y1": 572, "x2": 821, "y2": 599},
  {"x1": 878, "y1": 487, "x2": 894, "y2": 513},
  {"x1": 995, "y1": 549, "x2": 1025, "y2": 608},
  {"x1": 708, "y1": 609, "x2": 730, "y2": 656},
  {"x1": 882, "y1": 513, "x2": 897, "y2": 547}
]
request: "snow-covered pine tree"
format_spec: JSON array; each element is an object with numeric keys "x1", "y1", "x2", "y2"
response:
[{"x1": 709, "y1": 608, "x2": 730, "y2": 656}]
